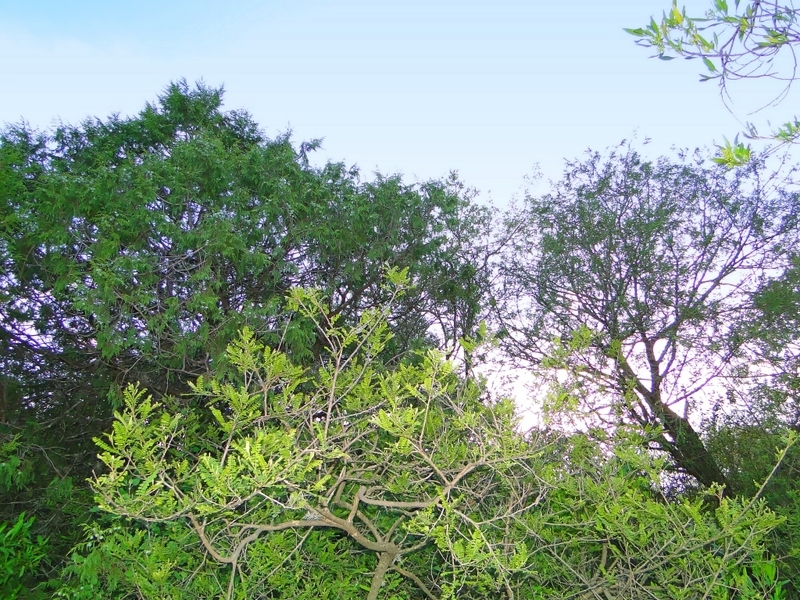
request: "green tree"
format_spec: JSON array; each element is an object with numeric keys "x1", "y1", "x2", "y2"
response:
[
  {"x1": 627, "y1": 0, "x2": 800, "y2": 164},
  {"x1": 74, "y1": 276, "x2": 788, "y2": 600},
  {"x1": 627, "y1": 4, "x2": 800, "y2": 584},
  {"x1": 705, "y1": 252, "x2": 800, "y2": 590},
  {"x1": 498, "y1": 145, "x2": 799, "y2": 490},
  {"x1": 83, "y1": 275, "x2": 544, "y2": 600},
  {"x1": 0, "y1": 80, "x2": 494, "y2": 590}
]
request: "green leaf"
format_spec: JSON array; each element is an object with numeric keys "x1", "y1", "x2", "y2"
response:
[{"x1": 623, "y1": 27, "x2": 647, "y2": 36}]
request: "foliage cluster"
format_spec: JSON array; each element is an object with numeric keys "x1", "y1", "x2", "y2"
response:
[
  {"x1": 1, "y1": 76, "x2": 799, "y2": 599},
  {"x1": 0, "y1": 80, "x2": 495, "y2": 592},
  {"x1": 63, "y1": 278, "x2": 790, "y2": 599},
  {"x1": 628, "y1": 0, "x2": 800, "y2": 163}
]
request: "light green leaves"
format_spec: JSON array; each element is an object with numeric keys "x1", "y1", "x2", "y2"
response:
[
  {"x1": 630, "y1": 1, "x2": 800, "y2": 155},
  {"x1": 89, "y1": 276, "x2": 540, "y2": 599},
  {"x1": 712, "y1": 136, "x2": 752, "y2": 166}
]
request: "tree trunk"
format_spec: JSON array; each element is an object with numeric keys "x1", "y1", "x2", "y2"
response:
[
  {"x1": 656, "y1": 402, "x2": 729, "y2": 491},
  {"x1": 615, "y1": 354, "x2": 729, "y2": 491}
]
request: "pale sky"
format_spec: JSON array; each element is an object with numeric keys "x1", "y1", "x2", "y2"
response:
[{"x1": 1, "y1": 0, "x2": 794, "y2": 203}]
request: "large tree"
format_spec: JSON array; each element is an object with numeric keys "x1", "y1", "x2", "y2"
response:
[
  {"x1": 628, "y1": 3, "x2": 800, "y2": 585},
  {"x1": 0, "y1": 80, "x2": 494, "y2": 589},
  {"x1": 498, "y1": 146, "x2": 799, "y2": 490}
]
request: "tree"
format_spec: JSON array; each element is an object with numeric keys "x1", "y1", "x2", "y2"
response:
[
  {"x1": 497, "y1": 145, "x2": 800, "y2": 491},
  {"x1": 0, "y1": 80, "x2": 494, "y2": 589},
  {"x1": 627, "y1": 4, "x2": 800, "y2": 583},
  {"x1": 74, "y1": 276, "x2": 788, "y2": 600},
  {"x1": 627, "y1": 0, "x2": 800, "y2": 164},
  {"x1": 85, "y1": 275, "x2": 544, "y2": 600}
]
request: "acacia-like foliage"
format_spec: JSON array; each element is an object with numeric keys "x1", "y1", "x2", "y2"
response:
[{"x1": 498, "y1": 146, "x2": 800, "y2": 490}]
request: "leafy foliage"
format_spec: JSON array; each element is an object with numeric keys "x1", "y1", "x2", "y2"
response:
[
  {"x1": 0, "y1": 513, "x2": 48, "y2": 600},
  {"x1": 4, "y1": 78, "x2": 799, "y2": 599},
  {"x1": 628, "y1": 0, "x2": 800, "y2": 164},
  {"x1": 498, "y1": 145, "x2": 800, "y2": 489},
  {"x1": 86, "y1": 275, "x2": 544, "y2": 599},
  {"x1": 0, "y1": 80, "x2": 493, "y2": 587},
  {"x1": 519, "y1": 432, "x2": 788, "y2": 600},
  {"x1": 79, "y1": 275, "x2": 790, "y2": 599}
]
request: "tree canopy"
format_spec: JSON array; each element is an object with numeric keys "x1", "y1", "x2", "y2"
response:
[
  {"x1": 2, "y1": 80, "x2": 799, "y2": 599},
  {"x1": 498, "y1": 146, "x2": 799, "y2": 490},
  {"x1": 0, "y1": 81, "x2": 495, "y2": 594}
]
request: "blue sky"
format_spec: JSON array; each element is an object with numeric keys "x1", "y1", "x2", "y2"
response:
[{"x1": 1, "y1": 0, "x2": 790, "y2": 204}]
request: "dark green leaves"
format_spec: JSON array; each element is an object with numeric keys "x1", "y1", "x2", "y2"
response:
[{"x1": 0, "y1": 80, "x2": 491, "y2": 593}]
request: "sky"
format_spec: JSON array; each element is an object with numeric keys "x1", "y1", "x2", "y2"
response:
[{"x1": 2, "y1": 0, "x2": 795, "y2": 205}]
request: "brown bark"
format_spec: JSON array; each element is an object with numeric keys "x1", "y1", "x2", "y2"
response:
[{"x1": 656, "y1": 403, "x2": 729, "y2": 490}]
